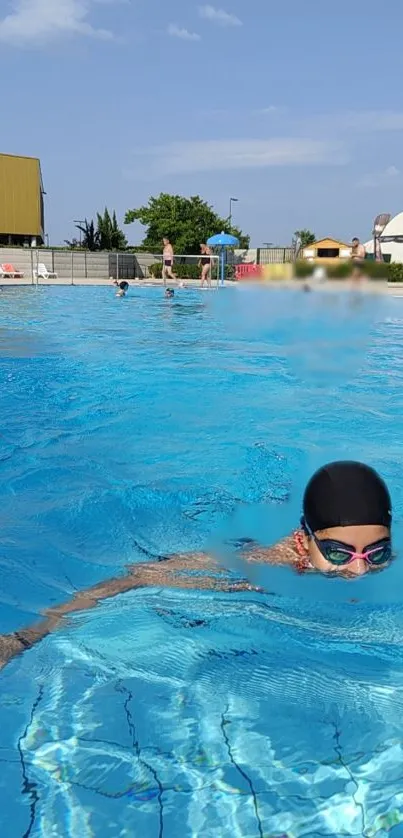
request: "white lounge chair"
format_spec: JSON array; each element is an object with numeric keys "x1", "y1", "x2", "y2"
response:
[{"x1": 33, "y1": 263, "x2": 58, "y2": 280}]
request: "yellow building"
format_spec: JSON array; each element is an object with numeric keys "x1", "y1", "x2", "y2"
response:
[
  {"x1": 302, "y1": 237, "x2": 351, "y2": 263},
  {"x1": 0, "y1": 153, "x2": 45, "y2": 246}
]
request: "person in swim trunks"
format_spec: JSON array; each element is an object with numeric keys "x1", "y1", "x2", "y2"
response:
[
  {"x1": 351, "y1": 238, "x2": 366, "y2": 262},
  {"x1": 0, "y1": 461, "x2": 392, "y2": 670},
  {"x1": 351, "y1": 237, "x2": 366, "y2": 283},
  {"x1": 200, "y1": 244, "x2": 212, "y2": 288},
  {"x1": 162, "y1": 238, "x2": 176, "y2": 285}
]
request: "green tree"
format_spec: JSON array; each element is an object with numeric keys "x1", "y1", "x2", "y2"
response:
[
  {"x1": 125, "y1": 193, "x2": 250, "y2": 254},
  {"x1": 77, "y1": 219, "x2": 99, "y2": 251},
  {"x1": 64, "y1": 236, "x2": 81, "y2": 249},
  {"x1": 97, "y1": 208, "x2": 127, "y2": 251},
  {"x1": 66, "y1": 211, "x2": 127, "y2": 251},
  {"x1": 294, "y1": 229, "x2": 316, "y2": 248}
]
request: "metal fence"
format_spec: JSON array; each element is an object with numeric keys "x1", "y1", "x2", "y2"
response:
[
  {"x1": 1, "y1": 245, "x2": 297, "y2": 281},
  {"x1": 257, "y1": 247, "x2": 295, "y2": 265},
  {"x1": 0, "y1": 247, "x2": 147, "y2": 281}
]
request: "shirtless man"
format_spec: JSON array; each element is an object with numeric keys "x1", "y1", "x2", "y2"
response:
[
  {"x1": 0, "y1": 462, "x2": 392, "y2": 671},
  {"x1": 351, "y1": 237, "x2": 366, "y2": 262},
  {"x1": 162, "y1": 238, "x2": 176, "y2": 285}
]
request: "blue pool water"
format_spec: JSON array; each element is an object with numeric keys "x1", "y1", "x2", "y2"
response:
[{"x1": 2, "y1": 285, "x2": 403, "y2": 837}]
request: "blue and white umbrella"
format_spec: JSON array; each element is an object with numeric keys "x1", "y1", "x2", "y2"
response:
[{"x1": 207, "y1": 232, "x2": 239, "y2": 286}]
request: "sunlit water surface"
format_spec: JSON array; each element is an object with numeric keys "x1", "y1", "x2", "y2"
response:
[{"x1": 1, "y1": 286, "x2": 403, "y2": 837}]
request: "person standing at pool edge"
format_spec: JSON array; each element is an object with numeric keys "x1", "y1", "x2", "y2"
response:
[
  {"x1": 0, "y1": 462, "x2": 392, "y2": 670},
  {"x1": 200, "y1": 244, "x2": 212, "y2": 288},
  {"x1": 351, "y1": 238, "x2": 366, "y2": 262},
  {"x1": 162, "y1": 238, "x2": 176, "y2": 285}
]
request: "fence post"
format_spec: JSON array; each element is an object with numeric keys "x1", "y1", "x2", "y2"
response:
[
  {"x1": 85, "y1": 250, "x2": 87, "y2": 279},
  {"x1": 30, "y1": 249, "x2": 34, "y2": 284},
  {"x1": 71, "y1": 250, "x2": 74, "y2": 285},
  {"x1": 116, "y1": 252, "x2": 119, "y2": 282},
  {"x1": 36, "y1": 249, "x2": 39, "y2": 286}
]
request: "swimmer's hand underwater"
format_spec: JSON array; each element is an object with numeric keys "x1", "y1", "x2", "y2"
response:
[{"x1": 0, "y1": 460, "x2": 392, "y2": 671}]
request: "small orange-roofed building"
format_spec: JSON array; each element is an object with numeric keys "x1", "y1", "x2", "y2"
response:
[{"x1": 302, "y1": 237, "x2": 352, "y2": 264}]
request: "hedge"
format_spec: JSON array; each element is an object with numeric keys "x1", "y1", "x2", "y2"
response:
[
  {"x1": 148, "y1": 262, "x2": 235, "y2": 280},
  {"x1": 295, "y1": 260, "x2": 403, "y2": 282},
  {"x1": 388, "y1": 263, "x2": 403, "y2": 282}
]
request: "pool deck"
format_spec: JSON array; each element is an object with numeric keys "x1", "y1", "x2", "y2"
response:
[{"x1": 1, "y1": 277, "x2": 403, "y2": 294}]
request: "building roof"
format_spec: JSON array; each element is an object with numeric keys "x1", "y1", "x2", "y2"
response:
[
  {"x1": 307, "y1": 237, "x2": 351, "y2": 248},
  {"x1": 380, "y1": 212, "x2": 403, "y2": 238}
]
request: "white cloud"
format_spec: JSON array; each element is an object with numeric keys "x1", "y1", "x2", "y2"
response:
[
  {"x1": 0, "y1": 0, "x2": 114, "y2": 45},
  {"x1": 357, "y1": 165, "x2": 400, "y2": 189},
  {"x1": 128, "y1": 137, "x2": 347, "y2": 178},
  {"x1": 167, "y1": 23, "x2": 201, "y2": 41},
  {"x1": 198, "y1": 5, "x2": 242, "y2": 26}
]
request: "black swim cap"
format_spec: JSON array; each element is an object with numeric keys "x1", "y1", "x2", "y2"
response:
[{"x1": 303, "y1": 461, "x2": 391, "y2": 532}]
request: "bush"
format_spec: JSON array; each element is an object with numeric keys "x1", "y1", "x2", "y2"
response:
[
  {"x1": 148, "y1": 262, "x2": 235, "y2": 280},
  {"x1": 327, "y1": 262, "x2": 352, "y2": 278},
  {"x1": 295, "y1": 259, "x2": 393, "y2": 280},
  {"x1": 388, "y1": 263, "x2": 403, "y2": 283},
  {"x1": 327, "y1": 261, "x2": 387, "y2": 279},
  {"x1": 294, "y1": 260, "x2": 313, "y2": 277}
]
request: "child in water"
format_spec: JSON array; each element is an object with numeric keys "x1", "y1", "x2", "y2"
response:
[
  {"x1": 0, "y1": 462, "x2": 392, "y2": 670},
  {"x1": 115, "y1": 281, "x2": 129, "y2": 297}
]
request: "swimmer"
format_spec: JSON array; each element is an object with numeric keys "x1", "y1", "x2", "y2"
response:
[
  {"x1": 0, "y1": 461, "x2": 392, "y2": 671},
  {"x1": 165, "y1": 288, "x2": 174, "y2": 298},
  {"x1": 116, "y1": 281, "x2": 129, "y2": 297},
  {"x1": 292, "y1": 461, "x2": 391, "y2": 575}
]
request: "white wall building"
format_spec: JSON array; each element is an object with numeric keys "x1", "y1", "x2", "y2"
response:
[{"x1": 365, "y1": 212, "x2": 403, "y2": 263}]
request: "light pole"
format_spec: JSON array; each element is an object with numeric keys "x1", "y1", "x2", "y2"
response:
[
  {"x1": 74, "y1": 219, "x2": 85, "y2": 247},
  {"x1": 229, "y1": 197, "x2": 238, "y2": 229}
]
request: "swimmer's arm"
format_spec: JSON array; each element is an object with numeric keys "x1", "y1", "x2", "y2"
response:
[
  {"x1": 168, "y1": 537, "x2": 298, "y2": 568},
  {"x1": 241, "y1": 535, "x2": 298, "y2": 566},
  {"x1": 0, "y1": 558, "x2": 256, "y2": 671}
]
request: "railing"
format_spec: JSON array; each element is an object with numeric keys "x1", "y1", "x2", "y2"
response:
[
  {"x1": 235, "y1": 264, "x2": 262, "y2": 280},
  {"x1": 3, "y1": 246, "x2": 280, "y2": 283},
  {"x1": 257, "y1": 247, "x2": 295, "y2": 265}
]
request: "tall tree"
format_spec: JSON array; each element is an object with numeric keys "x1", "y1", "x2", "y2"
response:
[
  {"x1": 76, "y1": 219, "x2": 99, "y2": 251},
  {"x1": 125, "y1": 193, "x2": 250, "y2": 254},
  {"x1": 66, "y1": 211, "x2": 127, "y2": 251},
  {"x1": 294, "y1": 229, "x2": 316, "y2": 248},
  {"x1": 97, "y1": 208, "x2": 127, "y2": 251}
]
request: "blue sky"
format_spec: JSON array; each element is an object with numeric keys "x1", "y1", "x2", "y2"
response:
[{"x1": 1, "y1": 0, "x2": 403, "y2": 247}]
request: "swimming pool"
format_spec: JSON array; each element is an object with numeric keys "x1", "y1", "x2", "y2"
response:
[{"x1": 2, "y1": 285, "x2": 403, "y2": 837}]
